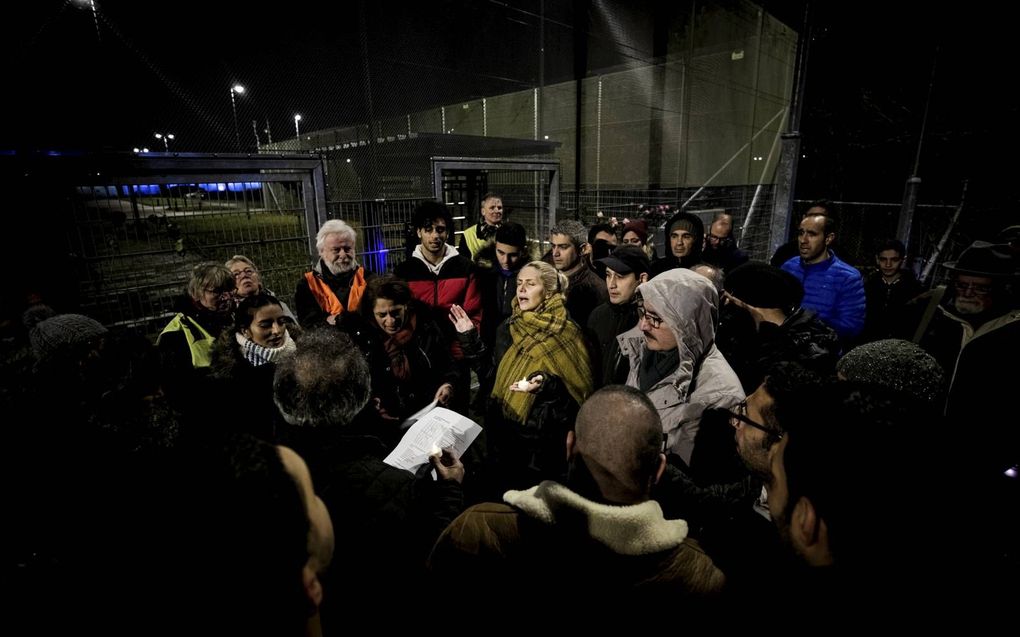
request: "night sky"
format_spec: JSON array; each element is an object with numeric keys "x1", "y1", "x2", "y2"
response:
[{"x1": 4, "y1": 1, "x2": 1014, "y2": 210}]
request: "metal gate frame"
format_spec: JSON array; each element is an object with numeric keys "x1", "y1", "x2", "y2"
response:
[
  {"x1": 67, "y1": 153, "x2": 329, "y2": 256},
  {"x1": 431, "y1": 157, "x2": 560, "y2": 229},
  {"x1": 8, "y1": 152, "x2": 330, "y2": 334}
]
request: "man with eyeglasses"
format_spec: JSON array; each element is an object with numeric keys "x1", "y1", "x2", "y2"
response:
[
  {"x1": 701, "y1": 211, "x2": 748, "y2": 273},
  {"x1": 765, "y1": 381, "x2": 981, "y2": 617},
  {"x1": 912, "y1": 240, "x2": 1020, "y2": 480},
  {"x1": 648, "y1": 362, "x2": 822, "y2": 606},
  {"x1": 617, "y1": 268, "x2": 744, "y2": 465}
]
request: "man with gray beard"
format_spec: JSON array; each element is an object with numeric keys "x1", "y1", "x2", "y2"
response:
[
  {"x1": 295, "y1": 219, "x2": 370, "y2": 327},
  {"x1": 912, "y1": 240, "x2": 1019, "y2": 480}
]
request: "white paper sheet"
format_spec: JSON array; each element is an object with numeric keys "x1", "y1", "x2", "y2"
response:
[
  {"x1": 399, "y1": 399, "x2": 438, "y2": 430},
  {"x1": 384, "y1": 407, "x2": 482, "y2": 475}
]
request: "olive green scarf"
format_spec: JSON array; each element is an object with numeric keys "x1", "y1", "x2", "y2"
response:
[{"x1": 492, "y1": 294, "x2": 593, "y2": 422}]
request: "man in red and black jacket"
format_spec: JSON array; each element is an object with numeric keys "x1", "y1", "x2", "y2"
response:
[{"x1": 395, "y1": 200, "x2": 483, "y2": 363}]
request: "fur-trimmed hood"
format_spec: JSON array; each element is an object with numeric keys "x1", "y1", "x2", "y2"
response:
[{"x1": 504, "y1": 481, "x2": 689, "y2": 556}]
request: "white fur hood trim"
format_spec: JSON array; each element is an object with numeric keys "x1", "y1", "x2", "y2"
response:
[{"x1": 503, "y1": 481, "x2": 689, "y2": 556}]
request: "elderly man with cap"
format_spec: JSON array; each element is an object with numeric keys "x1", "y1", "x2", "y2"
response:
[
  {"x1": 912, "y1": 240, "x2": 1019, "y2": 477},
  {"x1": 586, "y1": 245, "x2": 651, "y2": 387}
]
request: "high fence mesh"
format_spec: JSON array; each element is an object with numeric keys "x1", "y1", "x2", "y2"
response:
[
  {"x1": 7, "y1": 155, "x2": 325, "y2": 337},
  {"x1": 567, "y1": 184, "x2": 777, "y2": 261},
  {"x1": 787, "y1": 199, "x2": 971, "y2": 288}
]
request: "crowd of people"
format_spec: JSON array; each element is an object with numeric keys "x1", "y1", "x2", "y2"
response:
[{"x1": 3, "y1": 194, "x2": 1017, "y2": 632}]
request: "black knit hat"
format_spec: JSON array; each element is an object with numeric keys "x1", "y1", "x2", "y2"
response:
[
  {"x1": 724, "y1": 261, "x2": 804, "y2": 310},
  {"x1": 29, "y1": 313, "x2": 108, "y2": 363}
]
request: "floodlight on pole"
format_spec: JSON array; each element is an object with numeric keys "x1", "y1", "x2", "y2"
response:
[
  {"x1": 230, "y1": 84, "x2": 246, "y2": 152},
  {"x1": 154, "y1": 132, "x2": 175, "y2": 153},
  {"x1": 294, "y1": 114, "x2": 302, "y2": 140}
]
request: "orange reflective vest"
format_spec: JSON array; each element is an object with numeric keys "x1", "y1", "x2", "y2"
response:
[{"x1": 304, "y1": 267, "x2": 366, "y2": 316}]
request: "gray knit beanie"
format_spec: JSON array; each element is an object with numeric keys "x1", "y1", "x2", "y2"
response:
[
  {"x1": 837, "y1": 339, "x2": 946, "y2": 404},
  {"x1": 29, "y1": 314, "x2": 108, "y2": 363},
  {"x1": 22, "y1": 304, "x2": 57, "y2": 331}
]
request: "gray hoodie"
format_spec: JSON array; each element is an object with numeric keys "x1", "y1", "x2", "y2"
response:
[{"x1": 618, "y1": 268, "x2": 744, "y2": 463}]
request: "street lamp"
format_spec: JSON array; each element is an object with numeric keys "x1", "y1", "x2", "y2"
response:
[
  {"x1": 154, "y1": 132, "x2": 175, "y2": 152},
  {"x1": 230, "y1": 84, "x2": 246, "y2": 152},
  {"x1": 294, "y1": 114, "x2": 302, "y2": 140}
]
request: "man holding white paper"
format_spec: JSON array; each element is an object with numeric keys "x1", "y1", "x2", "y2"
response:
[{"x1": 272, "y1": 328, "x2": 465, "y2": 624}]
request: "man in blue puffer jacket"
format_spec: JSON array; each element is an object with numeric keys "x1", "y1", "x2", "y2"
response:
[{"x1": 780, "y1": 213, "x2": 865, "y2": 343}]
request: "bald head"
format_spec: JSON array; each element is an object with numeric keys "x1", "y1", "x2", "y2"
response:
[{"x1": 572, "y1": 385, "x2": 664, "y2": 504}]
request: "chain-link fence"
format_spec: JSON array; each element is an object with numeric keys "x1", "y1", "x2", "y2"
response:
[
  {"x1": 787, "y1": 198, "x2": 974, "y2": 289},
  {"x1": 9, "y1": 154, "x2": 326, "y2": 337},
  {"x1": 564, "y1": 184, "x2": 776, "y2": 261}
]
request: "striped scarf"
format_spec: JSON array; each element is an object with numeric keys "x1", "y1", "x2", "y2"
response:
[
  {"x1": 235, "y1": 331, "x2": 296, "y2": 367},
  {"x1": 492, "y1": 294, "x2": 593, "y2": 423}
]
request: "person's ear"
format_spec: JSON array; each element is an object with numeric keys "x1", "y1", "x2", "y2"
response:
[
  {"x1": 653, "y1": 452, "x2": 667, "y2": 485},
  {"x1": 303, "y1": 566, "x2": 323, "y2": 609},
  {"x1": 581, "y1": 242, "x2": 591, "y2": 256},
  {"x1": 824, "y1": 233, "x2": 835, "y2": 247},
  {"x1": 565, "y1": 430, "x2": 576, "y2": 460},
  {"x1": 638, "y1": 272, "x2": 649, "y2": 284}
]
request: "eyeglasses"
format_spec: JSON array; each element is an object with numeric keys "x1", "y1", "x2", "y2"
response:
[
  {"x1": 636, "y1": 306, "x2": 664, "y2": 329},
  {"x1": 232, "y1": 267, "x2": 256, "y2": 278},
  {"x1": 204, "y1": 288, "x2": 234, "y2": 298},
  {"x1": 954, "y1": 281, "x2": 992, "y2": 296},
  {"x1": 728, "y1": 401, "x2": 784, "y2": 440}
]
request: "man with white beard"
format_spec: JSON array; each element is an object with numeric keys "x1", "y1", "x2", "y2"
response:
[
  {"x1": 912, "y1": 240, "x2": 1019, "y2": 480},
  {"x1": 295, "y1": 219, "x2": 370, "y2": 327}
]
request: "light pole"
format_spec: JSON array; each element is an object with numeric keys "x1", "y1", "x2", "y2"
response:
[
  {"x1": 230, "y1": 84, "x2": 245, "y2": 152},
  {"x1": 154, "y1": 133, "x2": 174, "y2": 153},
  {"x1": 294, "y1": 114, "x2": 302, "y2": 146}
]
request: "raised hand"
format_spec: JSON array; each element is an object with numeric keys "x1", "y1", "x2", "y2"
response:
[{"x1": 448, "y1": 304, "x2": 475, "y2": 333}]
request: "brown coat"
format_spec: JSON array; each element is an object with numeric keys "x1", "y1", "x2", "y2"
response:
[{"x1": 428, "y1": 481, "x2": 724, "y2": 605}]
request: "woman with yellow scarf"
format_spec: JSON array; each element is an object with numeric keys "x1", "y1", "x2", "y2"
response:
[{"x1": 452, "y1": 260, "x2": 593, "y2": 493}]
